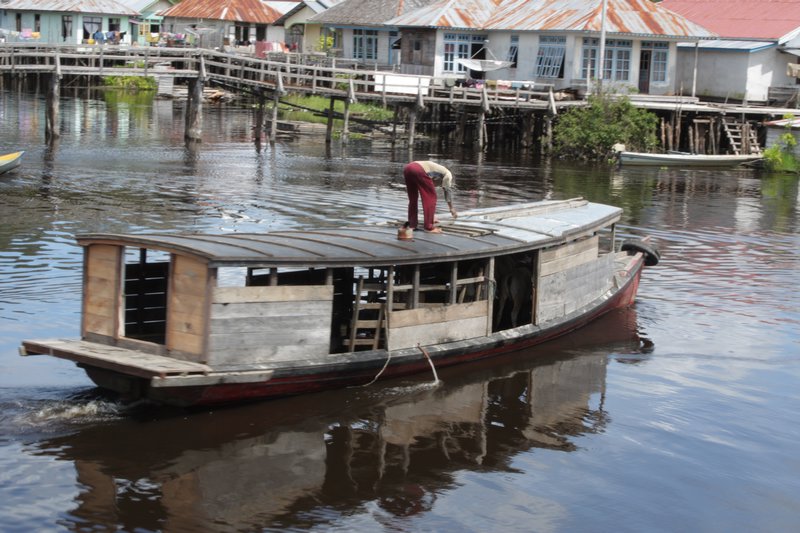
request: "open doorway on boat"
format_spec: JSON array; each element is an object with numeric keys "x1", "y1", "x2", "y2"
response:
[
  {"x1": 123, "y1": 247, "x2": 170, "y2": 344},
  {"x1": 492, "y1": 251, "x2": 537, "y2": 332}
]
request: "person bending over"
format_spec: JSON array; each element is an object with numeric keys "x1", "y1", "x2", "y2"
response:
[{"x1": 403, "y1": 160, "x2": 457, "y2": 233}]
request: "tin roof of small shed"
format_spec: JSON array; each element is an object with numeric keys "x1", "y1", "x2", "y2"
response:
[
  {"x1": 76, "y1": 199, "x2": 622, "y2": 268},
  {"x1": 159, "y1": 0, "x2": 283, "y2": 24}
]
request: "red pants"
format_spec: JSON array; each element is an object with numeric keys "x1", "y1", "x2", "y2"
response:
[{"x1": 404, "y1": 162, "x2": 437, "y2": 230}]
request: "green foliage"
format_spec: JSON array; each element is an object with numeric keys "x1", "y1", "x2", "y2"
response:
[
  {"x1": 763, "y1": 115, "x2": 800, "y2": 173},
  {"x1": 317, "y1": 34, "x2": 334, "y2": 53},
  {"x1": 102, "y1": 76, "x2": 157, "y2": 91},
  {"x1": 552, "y1": 94, "x2": 659, "y2": 161},
  {"x1": 279, "y1": 94, "x2": 394, "y2": 125}
]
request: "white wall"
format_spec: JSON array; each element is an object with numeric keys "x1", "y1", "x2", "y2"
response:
[
  {"x1": 675, "y1": 46, "x2": 792, "y2": 102},
  {"x1": 0, "y1": 11, "x2": 133, "y2": 45}
]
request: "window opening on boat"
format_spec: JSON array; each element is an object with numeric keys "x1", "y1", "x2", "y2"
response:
[{"x1": 123, "y1": 247, "x2": 170, "y2": 345}]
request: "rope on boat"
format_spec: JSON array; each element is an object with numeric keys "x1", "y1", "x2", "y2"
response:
[
  {"x1": 353, "y1": 344, "x2": 440, "y2": 388},
  {"x1": 356, "y1": 351, "x2": 393, "y2": 387},
  {"x1": 418, "y1": 344, "x2": 440, "y2": 385}
]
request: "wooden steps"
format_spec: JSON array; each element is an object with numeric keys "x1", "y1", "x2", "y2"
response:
[
  {"x1": 722, "y1": 116, "x2": 762, "y2": 155},
  {"x1": 347, "y1": 276, "x2": 387, "y2": 351}
]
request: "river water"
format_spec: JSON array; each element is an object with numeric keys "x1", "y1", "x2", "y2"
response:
[{"x1": 1, "y1": 90, "x2": 798, "y2": 532}]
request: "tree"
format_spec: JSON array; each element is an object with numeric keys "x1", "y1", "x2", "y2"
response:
[{"x1": 552, "y1": 94, "x2": 659, "y2": 161}]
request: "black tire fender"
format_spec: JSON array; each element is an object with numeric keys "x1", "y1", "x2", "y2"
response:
[{"x1": 621, "y1": 239, "x2": 660, "y2": 267}]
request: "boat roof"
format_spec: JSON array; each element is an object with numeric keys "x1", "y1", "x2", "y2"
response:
[{"x1": 76, "y1": 198, "x2": 621, "y2": 268}]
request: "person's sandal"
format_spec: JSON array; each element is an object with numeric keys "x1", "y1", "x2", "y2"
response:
[{"x1": 424, "y1": 227, "x2": 443, "y2": 233}]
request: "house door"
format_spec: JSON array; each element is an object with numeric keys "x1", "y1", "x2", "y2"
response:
[
  {"x1": 638, "y1": 50, "x2": 651, "y2": 94},
  {"x1": 470, "y1": 41, "x2": 486, "y2": 80}
]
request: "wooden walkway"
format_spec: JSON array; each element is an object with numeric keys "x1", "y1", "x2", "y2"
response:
[{"x1": 0, "y1": 43, "x2": 558, "y2": 111}]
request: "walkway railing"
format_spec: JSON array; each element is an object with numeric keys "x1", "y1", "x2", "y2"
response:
[{"x1": 0, "y1": 43, "x2": 555, "y2": 110}]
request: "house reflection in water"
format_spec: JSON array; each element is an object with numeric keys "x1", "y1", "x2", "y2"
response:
[{"x1": 33, "y1": 310, "x2": 639, "y2": 530}]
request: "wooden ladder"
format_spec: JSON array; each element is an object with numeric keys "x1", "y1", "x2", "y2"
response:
[
  {"x1": 722, "y1": 116, "x2": 761, "y2": 155},
  {"x1": 347, "y1": 276, "x2": 387, "y2": 351}
]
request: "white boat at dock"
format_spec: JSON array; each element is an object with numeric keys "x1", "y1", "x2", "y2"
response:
[{"x1": 618, "y1": 151, "x2": 763, "y2": 167}]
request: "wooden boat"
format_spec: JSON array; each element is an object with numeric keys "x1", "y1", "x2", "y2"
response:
[
  {"x1": 20, "y1": 198, "x2": 659, "y2": 407},
  {"x1": 0, "y1": 151, "x2": 24, "y2": 174},
  {"x1": 618, "y1": 151, "x2": 762, "y2": 167}
]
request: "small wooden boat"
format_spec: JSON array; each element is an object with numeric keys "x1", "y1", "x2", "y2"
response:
[
  {"x1": 20, "y1": 198, "x2": 659, "y2": 407},
  {"x1": 618, "y1": 151, "x2": 762, "y2": 167},
  {"x1": 0, "y1": 151, "x2": 24, "y2": 174}
]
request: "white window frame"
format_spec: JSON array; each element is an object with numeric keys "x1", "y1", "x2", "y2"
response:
[
  {"x1": 536, "y1": 35, "x2": 566, "y2": 78},
  {"x1": 582, "y1": 38, "x2": 632, "y2": 81},
  {"x1": 507, "y1": 35, "x2": 519, "y2": 68},
  {"x1": 443, "y1": 33, "x2": 487, "y2": 73},
  {"x1": 353, "y1": 29, "x2": 378, "y2": 60},
  {"x1": 642, "y1": 41, "x2": 669, "y2": 83},
  {"x1": 603, "y1": 39, "x2": 632, "y2": 81}
]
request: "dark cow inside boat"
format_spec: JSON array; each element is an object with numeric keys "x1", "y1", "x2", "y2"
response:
[{"x1": 20, "y1": 198, "x2": 658, "y2": 406}]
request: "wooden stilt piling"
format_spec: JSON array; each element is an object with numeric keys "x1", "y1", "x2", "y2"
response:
[{"x1": 45, "y1": 72, "x2": 60, "y2": 140}]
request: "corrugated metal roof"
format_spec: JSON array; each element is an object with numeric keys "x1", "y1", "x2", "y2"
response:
[
  {"x1": 76, "y1": 200, "x2": 621, "y2": 268},
  {"x1": 125, "y1": 0, "x2": 176, "y2": 13},
  {"x1": 677, "y1": 39, "x2": 777, "y2": 53},
  {"x1": 160, "y1": 0, "x2": 284, "y2": 24},
  {"x1": 660, "y1": 0, "x2": 800, "y2": 41},
  {"x1": 264, "y1": 1, "x2": 301, "y2": 17},
  {"x1": 384, "y1": 0, "x2": 501, "y2": 30},
  {"x1": 1, "y1": 0, "x2": 138, "y2": 15},
  {"x1": 387, "y1": 0, "x2": 715, "y2": 39},
  {"x1": 309, "y1": 0, "x2": 435, "y2": 26}
]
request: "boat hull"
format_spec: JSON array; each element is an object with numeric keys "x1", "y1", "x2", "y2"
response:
[
  {"x1": 619, "y1": 151, "x2": 762, "y2": 167},
  {"x1": 0, "y1": 151, "x2": 24, "y2": 174},
  {"x1": 86, "y1": 256, "x2": 643, "y2": 407}
]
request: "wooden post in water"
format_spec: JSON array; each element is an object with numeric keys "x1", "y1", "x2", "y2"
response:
[
  {"x1": 391, "y1": 105, "x2": 399, "y2": 147},
  {"x1": 185, "y1": 77, "x2": 204, "y2": 141},
  {"x1": 342, "y1": 78, "x2": 357, "y2": 145},
  {"x1": 456, "y1": 107, "x2": 467, "y2": 145},
  {"x1": 325, "y1": 97, "x2": 335, "y2": 145},
  {"x1": 185, "y1": 54, "x2": 206, "y2": 142},
  {"x1": 45, "y1": 53, "x2": 62, "y2": 140},
  {"x1": 407, "y1": 106, "x2": 417, "y2": 146},
  {"x1": 269, "y1": 72, "x2": 285, "y2": 145},
  {"x1": 477, "y1": 107, "x2": 485, "y2": 148},
  {"x1": 254, "y1": 90, "x2": 265, "y2": 143},
  {"x1": 45, "y1": 72, "x2": 60, "y2": 140}
]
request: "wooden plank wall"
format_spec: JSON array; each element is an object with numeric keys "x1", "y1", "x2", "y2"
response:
[
  {"x1": 82, "y1": 244, "x2": 122, "y2": 339},
  {"x1": 208, "y1": 285, "x2": 334, "y2": 366},
  {"x1": 536, "y1": 236, "x2": 614, "y2": 324},
  {"x1": 388, "y1": 300, "x2": 489, "y2": 351},
  {"x1": 166, "y1": 254, "x2": 210, "y2": 360}
]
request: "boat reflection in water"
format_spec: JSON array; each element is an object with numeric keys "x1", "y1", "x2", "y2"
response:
[{"x1": 30, "y1": 308, "x2": 649, "y2": 530}]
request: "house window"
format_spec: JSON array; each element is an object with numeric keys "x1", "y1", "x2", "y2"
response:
[
  {"x1": 581, "y1": 38, "x2": 631, "y2": 81},
  {"x1": 507, "y1": 35, "x2": 519, "y2": 68},
  {"x1": 581, "y1": 38, "x2": 598, "y2": 79},
  {"x1": 353, "y1": 29, "x2": 378, "y2": 60},
  {"x1": 109, "y1": 18, "x2": 121, "y2": 32},
  {"x1": 62, "y1": 15, "x2": 73, "y2": 41},
  {"x1": 443, "y1": 33, "x2": 486, "y2": 73},
  {"x1": 35, "y1": 14, "x2": 41, "y2": 33},
  {"x1": 83, "y1": 16, "x2": 102, "y2": 40},
  {"x1": 16, "y1": 13, "x2": 22, "y2": 32},
  {"x1": 603, "y1": 39, "x2": 632, "y2": 81},
  {"x1": 642, "y1": 41, "x2": 669, "y2": 82},
  {"x1": 536, "y1": 35, "x2": 566, "y2": 78}
]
